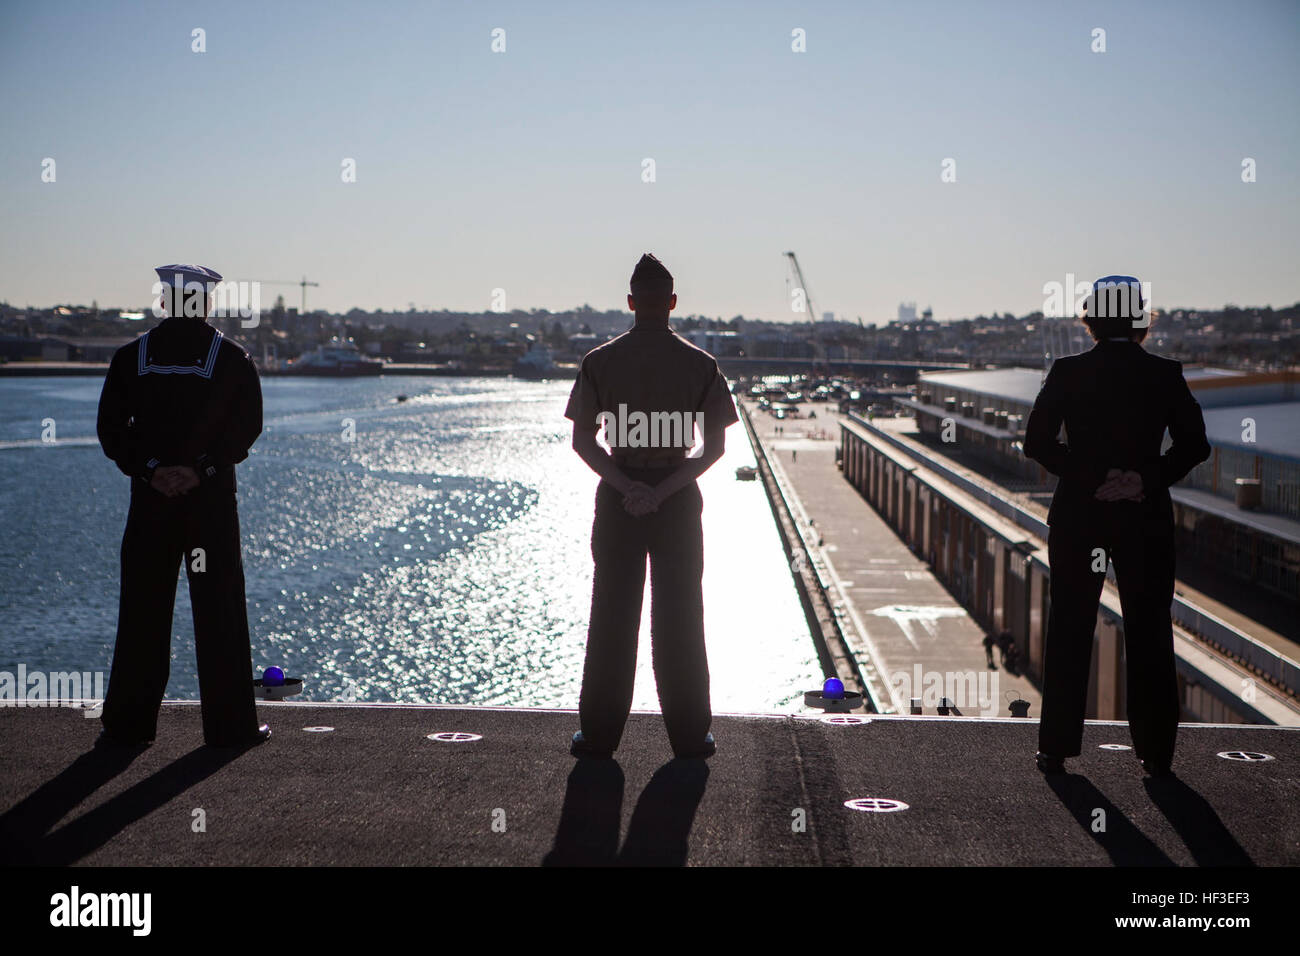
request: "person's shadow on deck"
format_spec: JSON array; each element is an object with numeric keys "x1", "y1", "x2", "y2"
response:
[
  {"x1": 543, "y1": 758, "x2": 709, "y2": 867},
  {"x1": 0, "y1": 745, "x2": 250, "y2": 865},
  {"x1": 542, "y1": 760, "x2": 625, "y2": 866},
  {"x1": 1046, "y1": 773, "x2": 1175, "y2": 866},
  {"x1": 0, "y1": 746, "x2": 143, "y2": 865},
  {"x1": 1143, "y1": 775, "x2": 1252, "y2": 866},
  {"x1": 617, "y1": 758, "x2": 709, "y2": 866}
]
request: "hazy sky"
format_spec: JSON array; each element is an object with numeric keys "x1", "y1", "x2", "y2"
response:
[{"x1": 2, "y1": 0, "x2": 1297, "y2": 323}]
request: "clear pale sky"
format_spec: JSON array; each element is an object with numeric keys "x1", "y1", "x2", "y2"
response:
[{"x1": 1, "y1": 0, "x2": 1297, "y2": 323}]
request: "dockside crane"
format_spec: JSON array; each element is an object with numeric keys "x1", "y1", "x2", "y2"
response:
[
  {"x1": 252, "y1": 276, "x2": 321, "y2": 315},
  {"x1": 783, "y1": 251, "x2": 827, "y2": 361}
]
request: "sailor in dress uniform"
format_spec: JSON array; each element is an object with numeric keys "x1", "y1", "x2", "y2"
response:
[{"x1": 95, "y1": 264, "x2": 269, "y2": 747}]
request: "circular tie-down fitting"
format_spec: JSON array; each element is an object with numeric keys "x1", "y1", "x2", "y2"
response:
[
  {"x1": 427, "y1": 732, "x2": 482, "y2": 743},
  {"x1": 1216, "y1": 750, "x2": 1274, "y2": 762},
  {"x1": 303, "y1": 726, "x2": 335, "y2": 733},
  {"x1": 821, "y1": 714, "x2": 871, "y2": 726},
  {"x1": 804, "y1": 689, "x2": 864, "y2": 713},
  {"x1": 844, "y1": 797, "x2": 909, "y2": 813},
  {"x1": 1098, "y1": 743, "x2": 1133, "y2": 751},
  {"x1": 253, "y1": 677, "x2": 304, "y2": 700}
]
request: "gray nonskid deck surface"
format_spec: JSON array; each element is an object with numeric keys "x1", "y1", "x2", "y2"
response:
[{"x1": 0, "y1": 704, "x2": 1295, "y2": 866}]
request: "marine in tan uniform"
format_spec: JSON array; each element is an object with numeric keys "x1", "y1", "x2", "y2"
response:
[{"x1": 564, "y1": 254, "x2": 739, "y2": 759}]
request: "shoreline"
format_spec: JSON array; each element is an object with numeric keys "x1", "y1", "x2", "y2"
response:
[{"x1": 0, "y1": 362, "x2": 565, "y2": 379}]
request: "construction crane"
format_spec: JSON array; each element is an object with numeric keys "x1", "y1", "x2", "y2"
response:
[
  {"x1": 784, "y1": 251, "x2": 827, "y2": 361},
  {"x1": 783, "y1": 252, "x2": 821, "y2": 324},
  {"x1": 253, "y1": 276, "x2": 320, "y2": 314}
]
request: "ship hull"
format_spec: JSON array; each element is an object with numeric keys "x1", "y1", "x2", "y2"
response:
[{"x1": 286, "y1": 365, "x2": 384, "y2": 376}]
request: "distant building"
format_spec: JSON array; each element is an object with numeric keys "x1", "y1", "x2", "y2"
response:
[
  {"x1": 567, "y1": 332, "x2": 605, "y2": 356},
  {"x1": 741, "y1": 329, "x2": 813, "y2": 360},
  {"x1": 57, "y1": 336, "x2": 139, "y2": 362},
  {"x1": 683, "y1": 329, "x2": 743, "y2": 357},
  {"x1": 898, "y1": 302, "x2": 918, "y2": 323},
  {"x1": 0, "y1": 336, "x2": 55, "y2": 362},
  {"x1": 0, "y1": 336, "x2": 137, "y2": 363}
]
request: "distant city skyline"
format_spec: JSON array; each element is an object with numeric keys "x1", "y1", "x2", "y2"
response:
[{"x1": 2, "y1": 0, "x2": 1297, "y2": 324}]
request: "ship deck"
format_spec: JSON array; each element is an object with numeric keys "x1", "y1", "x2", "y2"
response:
[{"x1": 1, "y1": 702, "x2": 1295, "y2": 867}]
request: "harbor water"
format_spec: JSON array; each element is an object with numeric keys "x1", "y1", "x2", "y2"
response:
[{"x1": 0, "y1": 375, "x2": 819, "y2": 713}]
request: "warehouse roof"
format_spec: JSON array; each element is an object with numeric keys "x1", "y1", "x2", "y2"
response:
[
  {"x1": 1202, "y1": 402, "x2": 1300, "y2": 462},
  {"x1": 920, "y1": 363, "x2": 1249, "y2": 409}
]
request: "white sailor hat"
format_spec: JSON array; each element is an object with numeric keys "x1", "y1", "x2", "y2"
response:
[
  {"x1": 154, "y1": 263, "x2": 223, "y2": 286},
  {"x1": 1091, "y1": 274, "x2": 1143, "y2": 308}
]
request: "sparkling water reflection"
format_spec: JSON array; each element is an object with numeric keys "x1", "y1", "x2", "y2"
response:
[{"x1": 0, "y1": 375, "x2": 819, "y2": 712}]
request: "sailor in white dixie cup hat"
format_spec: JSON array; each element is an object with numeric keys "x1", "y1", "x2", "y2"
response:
[
  {"x1": 94, "y1": 262, "x2": 270, "y2": 747},
  {"x1": 154, "y1": 263, "x2": 224, "y2": 317}
]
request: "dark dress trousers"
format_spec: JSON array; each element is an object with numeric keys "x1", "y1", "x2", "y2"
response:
[
  {"x1": 581, "y1": 468, "x2": 710, "y2": 753},
  {"x1": 1023, "y1": 338, "x2": 1211, "y2": 766},
  {"x1": 96, "y1": 317, "x2": 263, "y2": 745}
]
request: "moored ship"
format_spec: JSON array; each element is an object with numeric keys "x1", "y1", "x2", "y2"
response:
[
  {"x1": 287, "y1": 339, "x2": 384, "y2": 376},
  {"x1": 512, "y1": 342, "x2": 567, "y2": 380}
]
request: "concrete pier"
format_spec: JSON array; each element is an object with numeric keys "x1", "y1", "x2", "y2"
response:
[
  {"x1": 744, "y1": 401, "x2": 1039, "y2": 719},
  {"x1": 829, "y1": 406, "x2": 1299, "y2": 725}
]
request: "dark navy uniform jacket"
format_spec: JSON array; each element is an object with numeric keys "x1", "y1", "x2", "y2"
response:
[
  {"x1": 97, "y1": 317, "x2": 262, "y2": 492},
  {"x1": 1023, "y1": 338, "x2": 1212, "y2": 531}
]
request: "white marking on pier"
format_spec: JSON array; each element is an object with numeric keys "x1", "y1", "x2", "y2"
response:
[
  {"x1": 844, "y1": 797, "x2": 909, "y2": 813},
  {"x1": 1217, "y1": 750, "x2": 1273, "y2": 761},
  {"x1": 867, "y1": 605, "x2": 970, "y2": 650}
]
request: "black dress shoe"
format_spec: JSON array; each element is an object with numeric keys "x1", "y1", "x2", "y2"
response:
[
  {"x1": 1035, "y1": 752, "x2": 1065, "y2": 774},
  {"x1": 206, "y1": 724, "x2": 271, "y2": 748},
  {"x1": 1141, "y1": 759, "x2": 1173, "y2": 778},
  {"x1": 570, "y1": 731, "x2": 613, "y2": 759},
  {"x1": 674, "y1": 732, "x2": 716, "y2": 759},
  {"x1": 94, "y1": 729, "x2": 153, "y2": 749}
]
